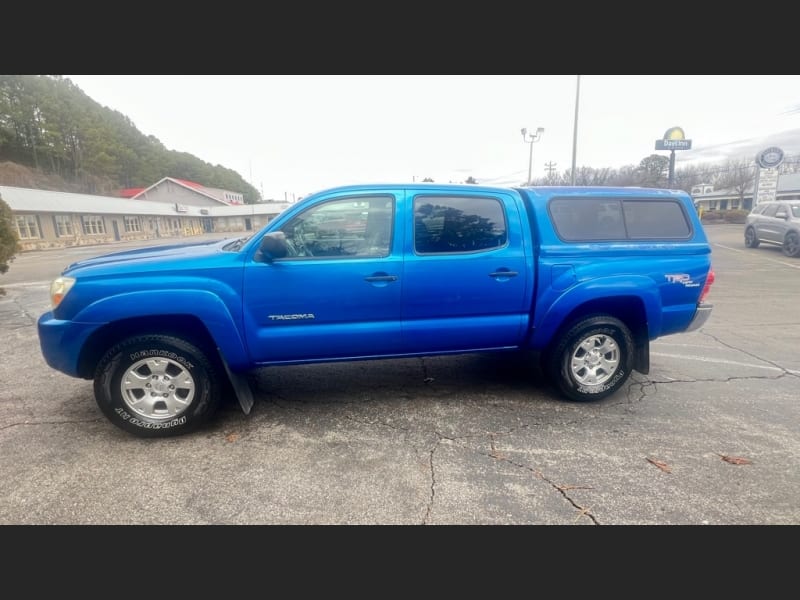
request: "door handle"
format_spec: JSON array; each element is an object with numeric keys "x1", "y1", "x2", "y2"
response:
[
  {"x1": 364, "y1": 275, "x2": 398, "y2": 282},
  {"x1": 489, "y1": 271, "x2": 518, "y2": 278}
]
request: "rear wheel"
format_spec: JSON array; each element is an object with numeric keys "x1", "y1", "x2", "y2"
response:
[
  {"x1": 547, "y1": 315, "x2": 634, "y2": 402},
  {"x1": 94, "y1": 335, "x2": 221, "y2": 437},
  {"x1": 744, "y1": 227, "x2": 760, "y2": 248},
  {"x1": 783, "y1": 231, "x2": 800, "y2": 257}
]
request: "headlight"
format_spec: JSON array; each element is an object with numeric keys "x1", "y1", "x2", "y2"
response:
[{"x1": 50, "y1": 276, "x2": 76, "y2": 309}]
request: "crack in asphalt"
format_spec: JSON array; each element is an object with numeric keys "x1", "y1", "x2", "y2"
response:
[
  {"x1": 423, "y1": 438, "x2": 439, "y2": 525},
  {"x1": 419, "y1": 357, "x2": 434, "y2": 385},
  {"x1": 423, "y1": 425, "x2": 590, "y2": 525},
  {"x1": 621, "y1": 370, "x2": 793, "y2": 406},
  {"x1": 701, "y1": 331, "x2": 800, "y2": 379},
  {"x1": 485, "y1": 433, "x2": 599, "y2": 525},
  {"x1": 266, "y1": 393, "x2": 305, "y2": 413},
  {"x1": 10, "y1": 296, "x2": 36, "y2": 326}
]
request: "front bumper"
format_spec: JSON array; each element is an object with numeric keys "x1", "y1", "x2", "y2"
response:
[{"x1": 37, "y1": 312, "x2": 104, "y2": 378}]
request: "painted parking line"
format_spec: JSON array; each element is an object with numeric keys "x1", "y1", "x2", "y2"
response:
[
  {"x1": 714, "y1": 243, "x2": 800, "y2": 269},
  {"x1": 651, "y1": 351, "x2": 800, "y2": 376}
]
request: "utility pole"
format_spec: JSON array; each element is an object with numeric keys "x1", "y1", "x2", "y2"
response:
[{"x1": 544, "y1": 161, "x2": 557, "y2": 177}]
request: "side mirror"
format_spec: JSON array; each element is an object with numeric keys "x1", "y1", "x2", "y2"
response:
[
  {"x1": 776, "y1": 211, "x2": 788, "y2": 220},
  {"x1": 256, "y1": 231, "x2": 288, "y2": 263}
]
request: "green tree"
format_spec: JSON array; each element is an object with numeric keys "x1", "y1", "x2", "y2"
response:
[
  {"x1": 0, "y1": 75, "x2": 262, "y2": 203},
  {"x1": 0, "y1": 193, "x2": 19, "y2": 295},
  {"x1": 636, "y1": 154, "x2": 669, "y2": 188}
]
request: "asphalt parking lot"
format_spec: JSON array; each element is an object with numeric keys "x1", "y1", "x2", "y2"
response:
[{"x1": 0, "y1": 224, "x2": 798, "y2": 524}]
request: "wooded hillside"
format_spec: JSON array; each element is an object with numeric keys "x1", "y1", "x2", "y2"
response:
[{"x1": 0, "y1": 75, "x2": 260, "y2": 203}]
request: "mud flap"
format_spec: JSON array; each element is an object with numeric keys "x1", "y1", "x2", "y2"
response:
[
  {"x1": 634, "y1": 338, "x2": 650, "y2": 375},
  {"x1": 217, "y1": 348, "x2": 254, "y2": 415}
]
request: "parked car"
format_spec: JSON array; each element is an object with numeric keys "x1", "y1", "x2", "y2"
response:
[{"x1": 744, "y1": 201, "x2": 800, "y2": 257}]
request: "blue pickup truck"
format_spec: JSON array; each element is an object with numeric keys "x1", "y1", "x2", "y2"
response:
[{"x1": 38, "y1": 183, "x2": 714, "y2": 437}]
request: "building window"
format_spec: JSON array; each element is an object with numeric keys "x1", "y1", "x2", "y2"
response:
[
  {"x1": 82, "y1": 215, "x2": 106, "y2": 235},
  {"x1": 123, "y1": 216, "x2": 141, "y2": 233},
  {"x1": 15, "y1": 215, "x2": 41, "y2": 239},
  {"x1": 53, "y1": 214, "x2": 75, "y2": 237}
]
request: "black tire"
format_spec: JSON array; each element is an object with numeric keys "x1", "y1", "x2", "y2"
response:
[
  {"x1": 546, "y1": 315, "x2": 634, "y2": 402},
  {"x1": 782, "y1": 231, "x2": 800, "y2": 258},
  {"x1": 94, "y1": 335, "x2": 221, "y2": 438},
  {"x1": 744, "y1": 227, "x2": 760, "y2": 248}
]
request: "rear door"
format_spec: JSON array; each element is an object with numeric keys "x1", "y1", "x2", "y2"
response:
[
  {"x1": 401, "y1": 190, "x2": 529, "y2": 352},
  {"x1": 756, "y1": 203, "x2": 781, "y2": 243}
]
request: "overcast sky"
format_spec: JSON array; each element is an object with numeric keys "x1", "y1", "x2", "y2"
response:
[{"x1": 65, "y1": 75, "x2": 800, "y2": 201}]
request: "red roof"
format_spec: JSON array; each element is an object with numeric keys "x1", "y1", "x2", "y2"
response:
[
  {"x1": 118, "y1": 188, "x2": 145, "y2": 198},
  {"x1": 173, "y1": 178, "x2": 204, "y2": 189}
]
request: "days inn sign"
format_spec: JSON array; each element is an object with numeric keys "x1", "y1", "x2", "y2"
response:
[{"x1": 655, "y1": 127, "x2": 692, "y2": 151}]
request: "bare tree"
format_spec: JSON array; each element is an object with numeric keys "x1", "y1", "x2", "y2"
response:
[
  {"x1": 716, "y1": 158, "x2": 756, "y2": 204},
  {"x1": 609, "y1": 165, "x2": 638, "y2": 187},
  {"x1": 564, "y1": 166, "x2": 602, "y2": 186},
  {"x1": 673, "y1": 164, "x2": 705, "y2": 194}
]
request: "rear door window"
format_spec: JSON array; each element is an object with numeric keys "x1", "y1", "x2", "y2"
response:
[
  {"x1": 761, "y1": 204, "x2": 778, "y2": 218},
  {"x1": 414, "y1": 195, "x2": 507, "y2": 254}
]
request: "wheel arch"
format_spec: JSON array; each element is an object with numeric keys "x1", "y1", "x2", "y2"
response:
[
  {"x1": 539, "y1": 296, "x2": 650, "y2": 374},
  {"x1": 783, "y1": 229, "x2": 800, "y2": 257},
  {"x1": 78, "y1": 314, "x2": 222, "y2": 379}
]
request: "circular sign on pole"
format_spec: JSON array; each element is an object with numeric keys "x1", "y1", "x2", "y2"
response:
[
  {"x1": 756, "y1": 146, "x2": 784, "y2": 169},
  {"x1": 664, "y1": 127, "x2": 686, "y2": 140}
]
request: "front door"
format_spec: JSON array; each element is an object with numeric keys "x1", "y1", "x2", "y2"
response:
[{"x1": 243, "y1": 191, "x2": 403, "y2": 363}]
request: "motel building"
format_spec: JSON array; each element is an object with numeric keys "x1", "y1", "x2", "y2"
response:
[
  {"x1": 691, "y1": 172, "x2": 800, "y2": 214},
  {"x1": 1, "y1": 177, "x2": 293, "y2": 252}
]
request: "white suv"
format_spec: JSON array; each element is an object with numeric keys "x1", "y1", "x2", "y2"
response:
[{"x1": 744, "y1": 201, "x2": 800, "y2": 258}]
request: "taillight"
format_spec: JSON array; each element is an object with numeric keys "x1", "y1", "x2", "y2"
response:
[{"x1": 699, "y1": 268, "x2": 714, "y2": 304}]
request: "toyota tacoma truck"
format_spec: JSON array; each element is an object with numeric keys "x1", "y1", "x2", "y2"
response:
[{"x1": 37, "y1": 183, "x2": 714, "y2": 437}]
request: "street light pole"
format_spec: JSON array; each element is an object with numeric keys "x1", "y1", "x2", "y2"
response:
[
  {"x1": 571, "y1": 74, "x2": 581, "y2": 186},
  {"x1": 521, "y1": 127, "x2": 545, "y2": 185}
]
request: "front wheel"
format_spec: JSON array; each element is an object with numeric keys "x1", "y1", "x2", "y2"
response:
[
  {"x1": 546, "y1": 315, "x2": 634, "y2": 402},
  {"x1": 94, "y1": 335, "x2": 221, "y2": 437},
  {"x1": 744, "y1": 227, "x2": 760, "y2": 248},
  {"x1": 783, "y1": 231, "x2": 800, "y2": 257}
]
